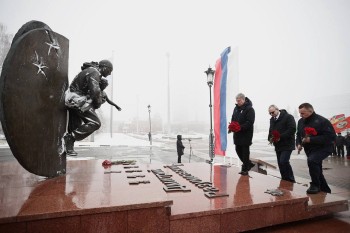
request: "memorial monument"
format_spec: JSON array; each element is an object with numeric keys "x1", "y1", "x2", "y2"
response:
[{"x1": 0, "y1": 20, "x2": 69, "y2": 177}]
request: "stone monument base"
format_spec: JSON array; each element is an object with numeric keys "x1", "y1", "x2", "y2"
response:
[{"x1": 0, "y1": 160, "x2": 348, "y2": 233}]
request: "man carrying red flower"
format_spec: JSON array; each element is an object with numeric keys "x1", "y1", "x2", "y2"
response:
[
  {"x1": 229, "y1": 93, "x2": 255, "y2": 175},
  {"x1": 296, "y1": 103, "x2": 336, "y2": 194},
  {"x1": 268, "y1": 105, "x2": 296, "y2": 183}
]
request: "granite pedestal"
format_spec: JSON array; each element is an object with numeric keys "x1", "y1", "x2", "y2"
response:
[{"x1": 0, "y1": 160, "x2": 348, "y2": 233}]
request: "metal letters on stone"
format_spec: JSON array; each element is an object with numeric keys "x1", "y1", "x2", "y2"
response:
[
  {"x1": 127, "y1": 175, "x2": 146, "y2": 178},
  {"x1": 165, "y1": 165, "x2": 229, "y2": 198},
  {"x1": 104, "y1": 171, "x2": 122, "y2": 174},
  {"x1": 125, "y1": 169, "x2": 143, "y2": 173},
  {"x1": 264, "y1": 189, "x2": 284, "y2": 196},
  {"x1": 0, "y1": 21, "x2": 69, "y2": 177},
  {"x1": 129, "y1": 180, "x2": 150, "y2": 185},
  {"x1": 205, "y1": 192, "x2": 229, "y2": 198},
  {"x1": 151, "y1": 169, "x2": 191, "y2": 192},
  {"x1": 124, "y1": 165, "x2": 139, "y2": 169}
]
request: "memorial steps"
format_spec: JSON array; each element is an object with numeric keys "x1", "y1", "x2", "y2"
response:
[{"x1": 0, "y1": 160, "x2": 348, "y2": 233}]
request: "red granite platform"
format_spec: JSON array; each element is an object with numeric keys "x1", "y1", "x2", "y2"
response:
[{"x1": 0, "y1": 160, "x2": 348, "y2": 233}]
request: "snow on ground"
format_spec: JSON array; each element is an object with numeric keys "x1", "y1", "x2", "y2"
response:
[
  {"x1": 76, "y1": 133, "x2": 160, "y2": 147},
  {"x1": 0, "y1": 131, "x2": 270, "y2": 148},
  {"x1": 253, "y1": 131, "x2": 269, "y2": 141}
]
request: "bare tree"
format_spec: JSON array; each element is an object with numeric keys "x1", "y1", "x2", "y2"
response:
[
  {"x1": 0, "y1": 22, "x2": 13, "y2": 71},
  {"x1": 0, "y1": 22, "x2": 13, "y2": 135}
]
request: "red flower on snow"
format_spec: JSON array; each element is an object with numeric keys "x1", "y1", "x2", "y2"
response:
[
  {"x1": 228, "y1": 121, "x2": 241, "y2": 132},
  {"x1": 304, "y1": 127, "x2": 317, "y2": 136},
  {"x1": 269, "y1": 130, "x2": 281, "y2": 145}
]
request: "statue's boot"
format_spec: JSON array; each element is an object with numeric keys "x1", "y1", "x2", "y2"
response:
[{"x1": 64, "y1": 133, "x2": 78, "y2": 156}]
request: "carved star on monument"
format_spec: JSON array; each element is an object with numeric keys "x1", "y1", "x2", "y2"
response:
[
  {"x1": 45, "y1": 41, "x2": 60, "y2": 56},
  {"x1": 32, "y1": 51, "x2": 48, "y2": 78}
]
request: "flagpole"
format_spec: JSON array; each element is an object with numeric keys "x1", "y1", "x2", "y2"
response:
[
  {"x1": 110, "y1": 51, "x2": 114, "y2": 138},
  {"x1": 166, "y1": 52, "x2": 171, "y2": 135}
]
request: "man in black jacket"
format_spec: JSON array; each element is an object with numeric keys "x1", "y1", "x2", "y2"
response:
[
  {"x1": 335, "y1": 133, "x2": 345, "y2": 157},
  {"x1": 296, "y1": 103, "x2": 336, "y2": 194},
  {"x1": 230, "y1": 93, "x2": 255, "y2": 175},
  {"x1": 268, "y1": 105, "x2": 296, "y2": 182},
  {"x1": 346, "y1": 132, "x2": 350, "y2": 157},
  {"x1": 63, "y1": 60, "x2": 113, "y2": 156},
  {"x1": 176, "y1": 135, "x2": 185, "y2": 163}
]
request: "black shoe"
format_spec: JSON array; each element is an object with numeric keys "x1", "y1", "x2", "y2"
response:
[
  {"x1": 320, "y1": 185, "x2": 331, "y2": 193},
  {"x1": 63, "y1": 133, "x2": 78, "y2": 156},
  {"x1": 239, "y1": 171, "x2": 248, "y2": 175},
  {"x1": 306, "y1": 184, "x2": 320, "y2": 194},
  {"x1": 320, "y1": 188, "x2": 331, "y2": 193},
  {"x1": 247, "y1": 162, "x2": 255, "y2": 171}
]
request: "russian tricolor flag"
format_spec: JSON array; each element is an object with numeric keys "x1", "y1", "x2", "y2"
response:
[{"x1": 213, "y1": 47, "x2": 234, "y2": 156}]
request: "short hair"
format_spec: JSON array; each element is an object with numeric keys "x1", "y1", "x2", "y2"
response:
[
  {"x1": 268, "y1": 104, "x2": 279, "y2": 111},
  {"x1": 298, "y1": 103, "x2": 314, "y2": 111},
  {"x1": 236, "y1": 93, "x2": 245, "y2": 100}
]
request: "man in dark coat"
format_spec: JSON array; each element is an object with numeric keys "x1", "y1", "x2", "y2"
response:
[
  {"x1": 335, "y1": 133, "x2": 345, "y2": 157},
  {"x1": 268, "y1": 105, "x2": 296, "y2": 182},
  {"x1": 296, "y1": 103, "x2": 336, "y2": 194},
  {"x1": 176, "y1": 135, "x2": 185, "y2": 163},
  {"x1": 346, "y1": 132, "x2": 350, "y2": 157},
  {"x1": 64, "y1": 60, "x2": 113, "y2": 156},
  {"x1": 230, "y1": 93, "x2": 255, "y2": 175}
]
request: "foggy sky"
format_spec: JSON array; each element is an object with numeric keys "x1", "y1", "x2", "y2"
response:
[{"x1": 1, "y1": 0, "x2": 349, "y2": 130}]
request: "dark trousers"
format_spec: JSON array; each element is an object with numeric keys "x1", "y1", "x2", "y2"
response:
[
  {"x1": 336, "y1": 146, "x2": 344, "y2": 157},
  {"x1": 235, "y1": 145, "x2": 251, "y2": 171},
  {"x1": 347, "y1": 146, "x2": 350, "y2": 156},
  {"x1": 307, "y1": 151, "x2": 331, "y2": 193},
  {"x1": 68, "y1": 108, "x2": 101, "y2": 141},
  {"x1": 276, "y1": 150, "x2": 295, "y2": 182},
  {"x1": 177, "y1": 155, "x2": 182, "y2": 163}
]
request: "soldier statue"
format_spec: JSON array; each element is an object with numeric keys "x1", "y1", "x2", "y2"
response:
[{"x1": 64, "y1": 60, "x2": 120, "y2": 156}]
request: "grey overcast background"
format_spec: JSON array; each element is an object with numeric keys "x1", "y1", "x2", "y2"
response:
[{"x1": 1, "y1": 0, "x2": 349, "y2": 131}]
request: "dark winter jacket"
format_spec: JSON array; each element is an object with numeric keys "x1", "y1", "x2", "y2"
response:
[
  {"x1": 231, "y1": 97, "x2": 255, "y2": 146},
  {"x1": 69, "y1": 67, "x2": 105, "y2": 109},
  {"x1": 346, "y1": 135, "x2": 350, "y2": 147},
  {"x1": 268, "y1": 110, "x2": 296, "y2": 152},
  {"x1": 296, "y1": 112, "x2": 336, "y2": 155},
  {"x1": 335, "y1": 135, "x2": 345, "y2": 146},
  {"x1": 176, "y1": 135, "x2": 185, "y2": 156}
]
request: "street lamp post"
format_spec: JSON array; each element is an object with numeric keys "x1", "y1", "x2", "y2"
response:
[
  {"x1": 147, "y1": 105, "x2": 152, "y2": 146},
  {"x1": 205, "y1": 67, "x2": 215, "y2": 163}
]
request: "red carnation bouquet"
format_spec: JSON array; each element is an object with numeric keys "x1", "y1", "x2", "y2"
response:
[
  {"x1": 269, "y1": 130, "x2": 281, "y2": 145},
  {"x1": 228, "y1": 121, "x2": 241, "y2": 133},
  {"x1": 102, "y1": 160, "x2": 112, "y2": 168},
  {"x1": 304, "y1": 127, "x2": 317, "y2": 136},
  {"x1": 299, "y1": 127, "x2": 317, "y2": 153}
]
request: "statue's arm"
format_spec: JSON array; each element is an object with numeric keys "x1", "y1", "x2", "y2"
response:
[{"x1": 87, "y1": 71, "x2": 103, "y2": 109}]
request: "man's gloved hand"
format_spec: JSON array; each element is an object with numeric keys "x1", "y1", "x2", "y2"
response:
[
  {"x1": 228, "y1": 121, "x2": 241, "y2": 133},
  {"x1": 100, "y1": 78, "x2": 109, "y2": 90},
  {"x1": 101, "y1": 91, "x2": 107, "y2": 104}
]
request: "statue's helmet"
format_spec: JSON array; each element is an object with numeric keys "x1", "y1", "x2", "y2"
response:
[{"x1": 99, "y1": 60, "x2": 113, "y2": 70}]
